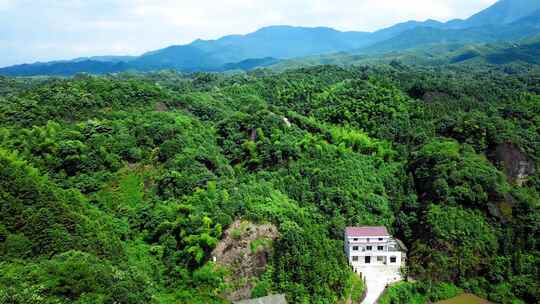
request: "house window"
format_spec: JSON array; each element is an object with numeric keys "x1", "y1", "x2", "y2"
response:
[
  {"x1": 390, "y1": 256, "x2": 397, "y2": 263},
  {"x1": 367, "y1": 246, "x2": 372, "y2": 251},
  {"x1": 353, "y1": 238, "x2": 358, "y2": 241},
  {"x1": 377, "y1": 256, "x2": 384, "y2": 262},
  {"x1": 377, "y1": 246, "x2": 384, "y2": 251},
  {"x1": 353, "y1": 246, "x2": 359, "y2": 251},
  {"x1": 352, "y1": 256, "x2": 359, "y2": 262},
  {"x1": 367, "y1": 238, "x2": 370, "y2": 242},
  {"x1": 378, "y1": 238, "x2": 383, "y2": 241}
]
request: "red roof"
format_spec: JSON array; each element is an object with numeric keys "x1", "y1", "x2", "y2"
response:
[{"x1": 345, "y1": 226, "x2": 389, "y2": 237}]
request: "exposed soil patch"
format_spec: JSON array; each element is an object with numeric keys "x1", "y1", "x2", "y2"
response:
[
  {"x1": 154, "y1": 101, "x2": 169, "y2": 112},
  {"x1": 212, "y1": 220, "x2": 279, "y2": 301},
  {"x1": 436, "y1": 293, "x2": 492, "y2": 304}
]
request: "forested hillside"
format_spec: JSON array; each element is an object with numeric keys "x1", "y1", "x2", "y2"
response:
[
  {"x1": 0, "y1": 64, "x2": 538, "y2": 304},
  {"x1": 270, "y1": 35, "x2": 540, "y2": 69}
]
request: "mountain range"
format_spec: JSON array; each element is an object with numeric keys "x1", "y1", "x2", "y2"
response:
[{"x1": 2, "y1": 0, "x2": 540, "y2": 76}]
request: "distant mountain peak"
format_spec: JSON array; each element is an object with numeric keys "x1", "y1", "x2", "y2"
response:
[
  {"x1": 2, "y1": 0, "x2": 540, "y2": 76},
  {"x1": 252, "y1": 25, "x2": 347, "y2": 35},
  {"x1": 465, "y1": 0, "x2": 540, "y2": 26},
  {"x1": 256, "y1": 25, "x2": 335, "y2": 31}
]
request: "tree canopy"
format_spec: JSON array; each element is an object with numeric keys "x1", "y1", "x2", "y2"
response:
[{"x1": 0, "y1": 64, "x2": 538, "y2": 303}]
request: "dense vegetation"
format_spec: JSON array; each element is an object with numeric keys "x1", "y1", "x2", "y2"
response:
[
  {"x1": 0, "y1": 63, "x2": 538, "y2": 304},
  {"x1": 271, "y1": 35, "x2": 540, "y2": 71}
]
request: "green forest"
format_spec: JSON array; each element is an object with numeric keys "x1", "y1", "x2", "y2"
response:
[{"x1": 0, "y1": 63, "x2": 538, "y2": 304}]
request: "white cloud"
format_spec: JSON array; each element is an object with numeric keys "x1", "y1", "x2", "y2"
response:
[
  {"x1": 0, "y1": 0, "x2": 15, "y2": 11},
  {"x1": 0, "y1": 0, "x2": 498, "y2": 67}
]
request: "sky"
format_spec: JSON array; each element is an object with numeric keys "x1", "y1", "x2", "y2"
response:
[{"x1": 0, "y1": 0, "x2": 498, "y2": 67}]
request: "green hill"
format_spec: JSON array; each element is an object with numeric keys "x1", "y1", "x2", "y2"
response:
[{"x1": 0, "y1": 63, "x2": 539, "y2": 304}]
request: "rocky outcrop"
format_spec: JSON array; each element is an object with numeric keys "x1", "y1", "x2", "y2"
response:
[
  {"x1": 212, "y1": 220, "x2": 279, "y2": 301},
  {"x1": 493, "y1": 143, "x2": 535, "y2": 186}
]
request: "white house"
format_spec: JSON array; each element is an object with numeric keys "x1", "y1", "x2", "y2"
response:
[{"x1": 344, "y1": 226, "x2": 406, "y2": 273}]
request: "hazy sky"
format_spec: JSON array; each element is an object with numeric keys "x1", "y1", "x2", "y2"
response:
[{"x1": 0, "y1": 0, "x2": 498, "y2": 67}]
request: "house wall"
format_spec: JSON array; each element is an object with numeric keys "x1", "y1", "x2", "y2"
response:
[
  {"x1": 349, "y1": 251, "x2": 402, "y2": 267},
  {"x1": 345, "y1": 235, "x2": 403, "y2": 270}
]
